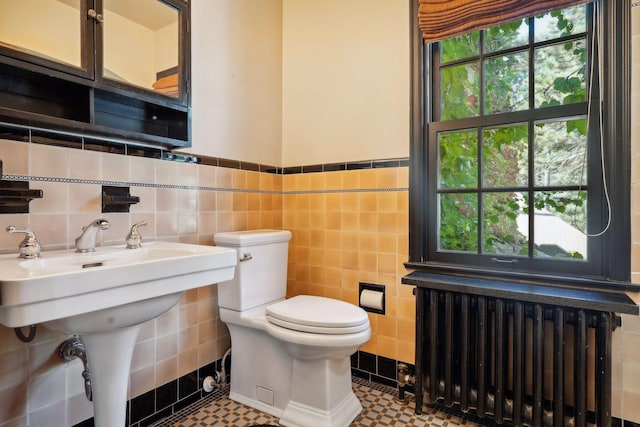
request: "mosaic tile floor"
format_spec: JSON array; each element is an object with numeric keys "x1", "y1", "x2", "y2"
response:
[{"x1": 153, "y1": 377, "x2": 488, "y2": 427}]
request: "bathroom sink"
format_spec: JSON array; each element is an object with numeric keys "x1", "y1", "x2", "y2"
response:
[
  {"x1": 0, "y1": 240, "x2": 237, "y2": 427},
  {"x1": 0, "y1": 241, "x2": 237, "y2": 328}
]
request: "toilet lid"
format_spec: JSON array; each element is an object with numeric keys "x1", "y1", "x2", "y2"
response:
[{"x1": 266, "y1": 295, "x2": 370, "y2": 334}]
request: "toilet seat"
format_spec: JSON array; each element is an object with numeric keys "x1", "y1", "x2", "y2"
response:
[{"x1": 266, "y1": 295, "x2": 369, "y2": 334}]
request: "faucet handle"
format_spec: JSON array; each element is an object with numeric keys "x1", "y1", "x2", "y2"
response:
[
  {"x1": 6, "y1": 226, "x2": 41, "y2": 259},
  {"x1": 126, "y1": 220, "x2": 147, "y2": 249}
]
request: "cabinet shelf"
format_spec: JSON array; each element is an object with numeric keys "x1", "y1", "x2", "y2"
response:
[
  {"x1": 0, "y1": 63, "x2": 90, "y2": 122},
  {"x1": 0, "y1": 62, "x2": 190, "y2": 148}
]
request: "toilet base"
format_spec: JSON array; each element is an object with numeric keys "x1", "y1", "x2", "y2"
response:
[
  {"x1": 221, "y1": 307, "x2": 365, "y2": 427},
  {"x1": 280, "y1": 390, "x2": 362, "y2": 427},
  {"x1": 279, "y1": 356, "x2": 362, "y2": 427}
]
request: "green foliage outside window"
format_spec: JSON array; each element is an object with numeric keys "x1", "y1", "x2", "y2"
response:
[{"x1": 435, "y1": 5, "x2": 589, "y2": 260}]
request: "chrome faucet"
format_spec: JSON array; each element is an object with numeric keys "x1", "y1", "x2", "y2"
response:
[
  {"x1": 6, "y1": 226, "x2": 41, "y2": 259},
  {"x1": 126, "y1": 220, "x2": 147, "y2": 249},
  {"x1": 75, "y1": 218, "x2": 110, "y2": 252}
]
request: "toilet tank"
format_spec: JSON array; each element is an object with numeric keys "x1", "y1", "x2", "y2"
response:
[{"x1": 214, "y1": 230, "x2": 292, "y2": 311}]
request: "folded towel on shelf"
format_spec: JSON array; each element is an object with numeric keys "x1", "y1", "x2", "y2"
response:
[{"x1": 152, "y1": 73, "x2": 179, "y2": 97}]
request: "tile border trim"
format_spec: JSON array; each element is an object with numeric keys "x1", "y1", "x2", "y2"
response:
[
  {"x1": 0, "y1": 123, "x2": 409, "y2": 176},
  {"x1": 1, "y1": 174, "x2": 409, "y2": 194}
]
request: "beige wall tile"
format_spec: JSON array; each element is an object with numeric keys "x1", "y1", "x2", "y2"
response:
[
  {"x1": 0, "y1": 214, "x2": 30, "y2": 253},
  {"x1": 101, "y1": 152, "x2": 129, "y2": 182},
  {"x1": 68, "y1": 184, "x2": 101, "y2": 214},
  {"x1": 623, "y1": 390, "x2": 640, "y2": 423},
  {"x1": 30, "y1": 181, "x2": 68, "y2": 214},
  {"x1": 0, "y1": 384, "x2": 27, "y2": 423},
  {"x1": 67, "y1": 393, "x2": 94, "y2": 427},
  {"x1": 178, "y1": 348, "x2": 198, "y2": 378},
  {"x1": 129, "y1": 156, "x2": 155, "y2": 184},
  {"x1": 129, "y1": 365, "x2": 155, "y2": 399},
  {"x1": 0, "y1": 140, "x2": 29, "y2": 176},
  {"x1": 10, "y1": 142, "x2": 640, "y2": 424},
  {"x1": 30, "y1": 213, "x2": 68, "y2": 249},
  {"x1": 30, "y1": 144, "x2": 68, "y2": 178},
  {"x1": 156, "y1": 356, "x2": 178, "y2": 386},
  {"x1": 69, "y1": 149, "x2": 101, "y2": 180},
  {"x1": 131, "y1": 341, "x2": 155, "y2": 372}
]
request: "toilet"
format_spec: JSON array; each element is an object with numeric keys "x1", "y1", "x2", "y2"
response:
[{"x1": 214, "y1": 229, "x2": 371, "y2": 427}]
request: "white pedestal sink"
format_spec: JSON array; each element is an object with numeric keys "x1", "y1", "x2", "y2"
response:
[{"x1": 0, "y1": 241, "x2": 237, "y2": 427}]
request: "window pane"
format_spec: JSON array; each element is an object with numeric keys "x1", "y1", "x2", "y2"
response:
[
  {"x1": 484, "y1": 52, "x2": 529, "y2": 114},
  {"x1": 534, "y1": 5, "x2": 587, "y2": 43},
  {"x1": 533, "y1": 191, "x2": 587, "y2": 260},
  {"x1": 482, "y1": 192, "x2": 528, "y2": 256},
  {"x1": 440, "y1": 62, "x2": 480, "y2": 120},
  {"x1": 440, "y1": 31, "x2": 480, "y2": 63},
  {"x1": 439, "y1": 193, "x2": 478, "y2": 253},
  {"x1": 484, "y1": 19, "x2": 529, "y2": 53},
  {"x1": 534, "y1": 39, "x2": 586, "y2": 108},
  {"x1": 483, "y1": 124, "x2": 528, "y2": 188},
  {"x1": 438, "y1": 130, "x2": 478, "y2": 189},
  {"x1": 534, "y1": 118, "x2": 587, "y2": 186}
]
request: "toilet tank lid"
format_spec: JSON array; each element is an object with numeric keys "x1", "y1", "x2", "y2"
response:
[{"x1": 214, "y1": 229, "x2": 292, "y2": 246}]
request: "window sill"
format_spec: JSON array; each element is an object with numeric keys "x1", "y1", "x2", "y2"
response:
[{"x1": 402, "y1": 267, "x2": 640, "y2": 315}]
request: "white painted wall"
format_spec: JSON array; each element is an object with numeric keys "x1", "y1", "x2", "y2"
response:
[
  {"x1": 281, "y1": 0, "x2": 410, "y2": 166},
  {"x1": 188, "y1": 0, "x2": 283, "y2": 167},
  {"x1": 188, "y1": 0, "x2": 410, "y2": 168}
]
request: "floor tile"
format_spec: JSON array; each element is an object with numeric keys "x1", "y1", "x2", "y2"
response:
[{"x1": 152, "y1": 377, "x2": 487, "y2": 427}]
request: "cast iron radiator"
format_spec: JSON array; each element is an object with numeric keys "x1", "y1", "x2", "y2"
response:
[
  {"x1": 403, "y1": 272, "x2": 639, "y2": 427},
  {"x1": 419, "y1": 289, "x2": 618, "y2": 426}
]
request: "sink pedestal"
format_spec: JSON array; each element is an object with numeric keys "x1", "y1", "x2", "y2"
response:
[
  {"x1": 81, "y1": 324, "x2": 142, "y2": 427},
  {"x1": 44, "y1": 292, "x2": 186, "y2": 427}
]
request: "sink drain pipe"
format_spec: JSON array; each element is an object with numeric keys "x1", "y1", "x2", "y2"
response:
[
  {"x1": 14, "y1": 325, "x2": 37, "y2": 342},
  {"x1": 60, "y1": 337, "x2": 93, "y2": 401},
  {"x1": 203, "y1": 348, "x2": 232, "y2": 392}
]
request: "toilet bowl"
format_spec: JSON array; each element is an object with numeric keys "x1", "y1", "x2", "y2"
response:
[
  {"x1": 214, "y1": 230, "x2": 371, "y2": 427},
  {"x1": 265, "y1": 295, "x2": 371, "y2": 360}
]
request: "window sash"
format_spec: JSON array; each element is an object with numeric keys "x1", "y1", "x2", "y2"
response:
[{"x1": 424, "y1": 3, "x2": 604, "y2": 277}]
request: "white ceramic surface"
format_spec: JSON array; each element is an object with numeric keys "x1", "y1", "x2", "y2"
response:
[
  {"x1": 0, "y1": 241, "x2": 237, "y2": 327},
  {"x1": 215, "y1": 230, "x2": 371, "y2": 427},
  {"x1": 0, "y1": 240, "x2": 237, "y2": 427}
]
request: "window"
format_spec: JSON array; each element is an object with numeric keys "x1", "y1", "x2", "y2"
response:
[{"x1": 408, "y1": 0, "x2": 631, "y2": 284}]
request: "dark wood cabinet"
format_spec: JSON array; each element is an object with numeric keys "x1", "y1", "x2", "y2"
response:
[{"x1": 0, "y1": 0, "x2": 190, "y2": 148}]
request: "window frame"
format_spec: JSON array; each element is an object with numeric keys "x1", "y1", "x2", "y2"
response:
[{"x1": 407, "y1": 0, "x2": 632, "y2": 288}]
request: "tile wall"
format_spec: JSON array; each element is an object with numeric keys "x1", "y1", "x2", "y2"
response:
[
  {"x1": 0, "y1": 132, "x2": 414, "y2": 426},
  {"x1": 282, "y1": 166, "x2": 414, "y2": 363},
  {"x1": 0, "y1": 134, "x2": 282, "y2": 427}
]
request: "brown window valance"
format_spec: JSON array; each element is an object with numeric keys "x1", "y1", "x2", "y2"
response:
[{"x1": 418, "y1": 0, "x2": 591, "y2": 43}]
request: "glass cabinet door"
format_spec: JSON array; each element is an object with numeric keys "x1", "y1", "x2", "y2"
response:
[
  {"x1": 101, "y1": 0, "x2": 183, "y2": 101},
  {"x1": 0, "y1": 0, "x2": 94, "y2": 77}
]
